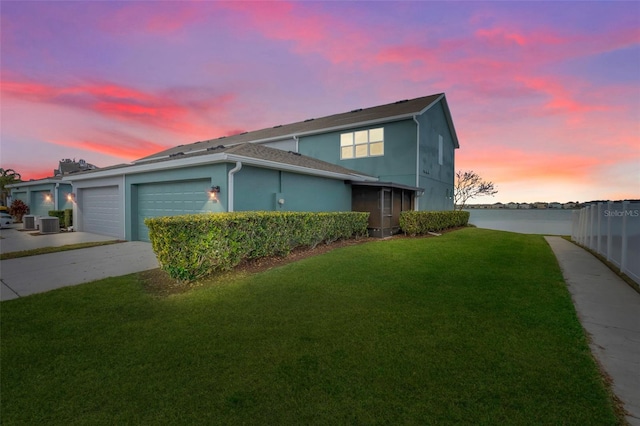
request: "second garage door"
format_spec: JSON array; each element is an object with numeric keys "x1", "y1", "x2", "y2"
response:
[
  {"x1": 136, "y1": 180, "x2": 215, "y2": 242},
  {"x1": 80, "y1": 186, "x2": 122, "y2": 238}
]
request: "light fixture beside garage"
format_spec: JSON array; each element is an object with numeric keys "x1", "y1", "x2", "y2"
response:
[
  {"x1": 44, "y1": 193, "x2": 53, "y2": 202},
  {"x1": 67, "y1": 193, "x2": 76, "y2": 203},
  {"x1": 208, "y1": 186, "x2": 221, "y2": 202}
]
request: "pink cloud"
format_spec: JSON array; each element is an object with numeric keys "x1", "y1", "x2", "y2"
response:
[
  {"x1": 50, "y1": 134, "x2": 167, "y2": 161},
  {"x1": 100, "y1": 2, "x2": 208, "y2": 35},
  {"x1": 1, "y1": 77, "x2": 237, "y2": 136}
]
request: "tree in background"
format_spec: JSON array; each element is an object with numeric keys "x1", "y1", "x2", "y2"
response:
[
  {"x1": 454, "y1": 170, "x2": 498, "y2": 210},
  {"x1": 0, "y1": 168, "x2": 22, "y2": 207}
]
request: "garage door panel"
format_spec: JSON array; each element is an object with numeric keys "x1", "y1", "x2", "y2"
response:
[
  {"x1": 137, "y1": 180, "x2": 214, "y2": 241},
  {"x1": 81, "y1": 186, "x2": 121, "y2": 238}
]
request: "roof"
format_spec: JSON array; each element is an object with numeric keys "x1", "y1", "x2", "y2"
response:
[
  {"x1": 62, "y1": 143, "x2": 377, "y2": 183},
  {"x1": 137, "y1": 93, "x2": 449, "y2": 162},
  {"x1": 6, "y1": 177, "x2": 67, "y2": 189}
]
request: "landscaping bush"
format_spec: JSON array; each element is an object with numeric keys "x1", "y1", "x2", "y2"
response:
[
  {"x1": 400, "y1": 210, "x2": 470, "y2": 236},
  {"x1": 8, "y1": 199, "x2": 28, "y2": 222},
  {"x1": 64, "y1": 209, "x2": 73, "y2": 228},
  {"x1": 49, "y1": 209, "x2": 73, "y2": 228},
  {"x1": 48, "y1": 210, "x2": 65, "y2": 228},
  {"x1": 146, "y1": 211, "x2": 369, "y2": 282}
]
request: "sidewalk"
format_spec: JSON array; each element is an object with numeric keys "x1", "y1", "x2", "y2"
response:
[{"x1": 545, "y1": 236, "x2": 640, "y2": 426}]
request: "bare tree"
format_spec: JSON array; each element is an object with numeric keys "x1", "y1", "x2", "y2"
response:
[{"x1": 454, "y1": 170, "x2": 498, "y2": 210}]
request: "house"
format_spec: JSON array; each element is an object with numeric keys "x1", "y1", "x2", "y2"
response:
[
  {"x1": 62, "y1": 93, "x2": 459, "y2": 240},
  {"x1": 54, "y1": 158, "x2": 97, "y2": 176},
  {"x1": 7, "y1": 178, "x2": 73, "y2": 217}
]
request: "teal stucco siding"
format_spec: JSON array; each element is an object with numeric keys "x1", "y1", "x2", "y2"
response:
[
  {"x1": 234, "y1": 166, "x2": 351, "y2": 212},
  {"x1": 416, "y1": 101, "x2": 456, "y2": 211},
  {"x1": 298, "y1": 119, "x2": 418, "y2": 187},
  {"x1": 296, "y1": 98, "x2": 456, "y2": 211}
]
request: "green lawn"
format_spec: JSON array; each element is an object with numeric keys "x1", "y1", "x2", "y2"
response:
[{"x1": 0, "y1": 228, "x2": 621, "y2": 425}]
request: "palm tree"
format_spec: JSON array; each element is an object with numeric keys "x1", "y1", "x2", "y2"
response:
[{"x1": 0, "y1": 168, "x2": 22, "y2": 207}]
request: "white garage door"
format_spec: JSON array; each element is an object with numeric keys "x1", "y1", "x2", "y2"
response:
[
  {"x1": 80, "y1": 186, "x2": 121, "y2": 238},
  {"x1": 136, "y1": 180, "x2": 214, "y2": 242}
]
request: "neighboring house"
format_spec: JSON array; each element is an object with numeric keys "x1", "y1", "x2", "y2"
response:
[
  {"x1": 7, "y1": 178, "x2": 74, "y2": 217},
  {"x1": 54, "y1": 159, "x2": 97, "y2": 176},
  {"x1": 63, "y1": 93, "x2": 460, "y2": 240}
]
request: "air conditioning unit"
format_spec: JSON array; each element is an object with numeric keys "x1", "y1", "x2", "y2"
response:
[
  {"x1": 23, "y1": 215, "x2": 36, "y2": 230},
  {"x1": 40, "y1": 217, "x2": 60, "y2": 234}
]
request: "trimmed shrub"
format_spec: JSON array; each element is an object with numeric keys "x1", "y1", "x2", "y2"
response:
[
  {"x1": 48, "y1": 209, "x2": 73, "y2": 228},
  {"x1": 145, "y1": 211, "x2": 369, "y2": 282},
  {"x1": 400, "y1": 210, "x2": 470, "y2": 236},
  {"x1": 48, "y1": 210, "x2": 65, "y2": 228},
  {"x1": 64, "y1": 209, "x2": 73, "y2": 227}
]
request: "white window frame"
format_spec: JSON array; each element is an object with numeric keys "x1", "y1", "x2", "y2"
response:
[{"x1": 340, "y1": 127, "x2": 384, "y2": 160}]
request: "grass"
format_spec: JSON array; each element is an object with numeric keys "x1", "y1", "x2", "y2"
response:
[
  {"x1": 0, "y1": 240, "x2": 123, "y2": 260},
  {"x1": 0, "y1": 228, "x2": 621, "y2": 425}
]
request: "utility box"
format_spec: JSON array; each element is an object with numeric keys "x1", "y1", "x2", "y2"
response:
[{"x1": 23, "y1": 215, "x2": 36, "y2": 230}]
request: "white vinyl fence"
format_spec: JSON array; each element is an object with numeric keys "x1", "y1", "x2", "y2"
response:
[{"x1": 572, "y1": 201, "x2": 640, "y2": 285}]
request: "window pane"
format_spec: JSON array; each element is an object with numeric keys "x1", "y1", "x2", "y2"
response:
[
  {"x1": 370, "y1": 142, "x2": 384, "y2": 156},
  {"x1": 355, "y1": 144, "x2": 368, "y2": 157},
  {"x1": 340, "y1": 133, "x2": 353, "y2": 146},
  {"x1": 369, "y1": 128, "x2": 383, "y2": 142},
  {"x1": 341, "y1": 146, "x2": 354, "y2": 159},
  {"x1": 355, "y1": 130, "x2": 368, "y2": 144}
]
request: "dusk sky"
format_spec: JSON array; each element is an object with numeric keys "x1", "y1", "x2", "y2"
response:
[{"x1": 1, "y1": 1, "x2": 638, "y2": 204}]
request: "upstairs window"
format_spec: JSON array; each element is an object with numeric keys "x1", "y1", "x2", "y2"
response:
[{"x1": 340, "y1": 127, "x2": 384, "y2": 159}]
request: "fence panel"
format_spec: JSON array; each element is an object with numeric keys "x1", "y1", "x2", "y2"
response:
[{"x1": 571, "y1": 201, "x2": 640, "y2": 286}]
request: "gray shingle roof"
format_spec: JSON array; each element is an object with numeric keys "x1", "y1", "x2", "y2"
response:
[
  {"x1": 138, "y1": 93, "x2": 444, "y2": 161},
  {"x1": 63, "y1": 142, "x2": 375, "y2": 181}
]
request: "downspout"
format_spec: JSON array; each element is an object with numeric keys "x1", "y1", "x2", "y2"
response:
[
  {"x1": 55, "y1": 183, "x2": 60, "y2": 211},
  {"x1": 227, "y1": 161, "x2": 243, "y2": 212},
  {"x1": 413, "y1": 115, "x2": 420, "y2": 211},
  {"x1": 293, "y1": 135, "x2": 299, "y2": 152}
]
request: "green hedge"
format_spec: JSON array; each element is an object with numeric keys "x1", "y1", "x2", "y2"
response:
[
  {"x1": 399, "y1": 210, "x2": 470, "y2": 236},
  {"x1": 48, "y1": 209, "x2": 73, "y2": 228},
  {"x1": 145, "y1": 211, "x2": 369, "y2": 282}
]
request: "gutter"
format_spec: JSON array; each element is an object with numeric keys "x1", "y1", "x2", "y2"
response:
[
  {"x1": 55, "y1": 183, "x2": 59, "y2": 210},
  {"x1": 227, "y1": 161, "x2": 242, "y2": 212}
]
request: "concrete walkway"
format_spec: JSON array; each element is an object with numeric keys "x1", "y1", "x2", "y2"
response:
[
  {"x1": 0, "y1": 226, "x2": 158, "y2": 301},
  {"x1": 545, "y1": 236, "x2": 640, "y2": 426}
]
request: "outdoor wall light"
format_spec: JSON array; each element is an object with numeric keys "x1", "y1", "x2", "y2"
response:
[
  {"x1": 208, "y1": 186, "x2": 221, "y2": 202},
  {"x1": 67, "y1": 193, "x2": 76, "y2": 203},
  {"x1": 44, "y1": 193, "x2": 52, "y2": 202},
  {"x1": 278, "y1": 198, "x2": 285, "y2": 205}
]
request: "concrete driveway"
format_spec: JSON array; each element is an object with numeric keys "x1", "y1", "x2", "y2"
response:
[{"x1": 0, "y1": 225, "x2": 159, "y2": 301}]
